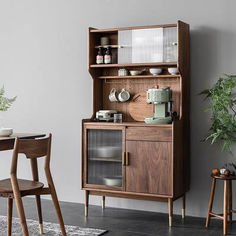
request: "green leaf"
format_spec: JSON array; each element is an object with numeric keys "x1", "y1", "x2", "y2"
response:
[
  {"x1": 0, "y1": 86, "x2": 17, "y2": 111},
  {"x1": 200, "y1": 74, "x2": 236, "y2": 154}
]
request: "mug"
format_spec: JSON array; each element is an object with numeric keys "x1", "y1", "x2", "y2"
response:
[
  {"x1": 114, "y1": 114, "x2": 122, "y2": 123},
  {"x1": 118, "y1": 68, "x2": 128, "y2": 76},
  {"x1": 118, "y1": 88, "x2": 130, "y2": 102},
  {"x1": 100, "y1": 37, "x2": 109, "y2": 46},
  {"x1": 109, "y1": 88, "x2": 118, "y2": 102}
]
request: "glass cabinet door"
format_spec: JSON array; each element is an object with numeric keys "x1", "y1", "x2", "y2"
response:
[
  {"x1": 86, "y1": 129, "x2": 123, "y2": 188},
  {"x1": 118, "y1": 27, "x2": 177, "y2": 63}
]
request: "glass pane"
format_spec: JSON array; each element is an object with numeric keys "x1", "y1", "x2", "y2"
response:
[
  {"x1": 118, "y1": 27, "x2": 177, "y2": 63},
  {"x1": 87, "y1": 129, "x2": 122, "y2": 187},
  {"x1": 118, "y1": 30, "x2": 132, "y2": 64},
  {"x1": 163, "y1": 27, "x2": 177, "y2": 62},
  {"x1": 131, "y1": 28, "x2": 163, "y2": 63}
]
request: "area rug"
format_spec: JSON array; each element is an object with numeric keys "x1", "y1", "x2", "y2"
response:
[{"x1": 0, "y1": 215, "x2": 107, "y2": 235}]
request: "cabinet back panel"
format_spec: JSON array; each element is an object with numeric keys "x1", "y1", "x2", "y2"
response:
[{"x1": 102, "y1": 78, "x2": 180, "y2": 121}]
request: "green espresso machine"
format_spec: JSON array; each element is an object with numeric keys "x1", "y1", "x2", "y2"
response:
[{"x1": 144, "y1": 87, "x2": 172, "y2": 124}]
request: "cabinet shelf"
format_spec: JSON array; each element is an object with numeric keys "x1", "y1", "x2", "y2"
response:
[
  {"x1": 90, "y1": 24, "x2": 178, "y2": 33},
  {"x1": 97, "y1": 74, "x2": 180, "y2": 79},
  {"x1": 95, "y1": 45, "x2": 120, "y2": 49},
  {"x1": 88, "y1": 157, "x2": 121, "y2": 163},
  {"x1": 90, "y1": 62, "x2": 177, "y2": 68},
  {"x1": 84, "y1": 121, "x2": 173, "y2": 128}
]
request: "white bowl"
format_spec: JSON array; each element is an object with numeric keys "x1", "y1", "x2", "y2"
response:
[
  {"x1": 0, "y1": 128, "x2": 13, "y2": 137},
  {"x1": 149, "y1": 68, "x2": 162, "y2": 75},
  {"x1": 103, "y1": 176, "x2": 122, "y2": 186},
  {"x1": 168, "y1": 67, "x2": 178, "y2": 75},
  {"x1": 129, "y1": 70, "x2": 143, "y2": 76},
  {"x1": 96, "y1": 146, "x2": 121, "y2": 158}
]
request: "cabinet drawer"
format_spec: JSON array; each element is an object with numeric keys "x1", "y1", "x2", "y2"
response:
[{"x1": 126, "y1": 127, "x2": 172, "y2": 142}]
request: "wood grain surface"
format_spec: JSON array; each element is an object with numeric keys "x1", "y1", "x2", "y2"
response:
[
  {"x1": 126, "y1": 141, "x2": 172, "y2": 195},
  {"x1": 128, "y1": 92, "x2": 153, "y2": 121}
]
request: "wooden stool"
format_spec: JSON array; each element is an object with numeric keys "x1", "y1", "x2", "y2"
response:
[{"x1": 206, "y1": 174, "x2": 236, "y2": 235}]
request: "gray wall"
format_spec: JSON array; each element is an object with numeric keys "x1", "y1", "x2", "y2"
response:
[{"x1": 0, "y1": 0, "x2": 236, "y2": 218}]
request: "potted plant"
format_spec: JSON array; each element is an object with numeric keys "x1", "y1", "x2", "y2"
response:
[
  {"x1": 0, "y1": 86, "x2": 17, "y2": 129},
  {"x1": 201, "y1": 74, "x2": 236, "y2": 174}
]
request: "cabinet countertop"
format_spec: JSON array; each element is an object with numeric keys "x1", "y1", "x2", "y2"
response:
[{"x1": 83, "y1": 121, "x2": 173, "y2": 128}]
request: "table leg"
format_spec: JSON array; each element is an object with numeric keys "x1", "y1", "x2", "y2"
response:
[
  {"x1": 223, "y1": 180, "x2": 228, "y2": 235},
  {"x1": 206, "y1": 177, "x2": 216, "y2": 227}
]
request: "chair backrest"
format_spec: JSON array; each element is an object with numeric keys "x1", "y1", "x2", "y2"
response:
[
  {"x1": 17, "y1": 137, "x2": 51, "y2": 159},
  {"x1": 10, "y1": 134, "x2": 52, "y2": 177}
]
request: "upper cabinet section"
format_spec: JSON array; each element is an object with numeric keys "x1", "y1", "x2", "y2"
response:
[
  {"x1": 118, "y1": 27, "x2": 177, "y2": 64},
  {"x1": 88, "y1": 23, "x2": 183, "y2": 68}
]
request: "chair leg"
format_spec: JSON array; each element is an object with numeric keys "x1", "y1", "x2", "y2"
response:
[
  {"x1": 228, "y1": 180, "x2": 232, "y2": 224},
  {"x1": 206, "y1": 177, "x2": 216, "y2": 227},
  {"x1": 223, "y1": 180, "x2": 228, "y2": 235},
  {"x1": 45, "y1": 168, "x2": 66, "y2": 236},
  {"x1": 50, "y1": 187, "x2": 66, "y2": 236},
  {"x1": 168, "y1": 198, "x2": 173, "y2": 227},
  {"x1": 14, "y1": 195, "x2": 29, "y2": 236},
  {"x1": 7, "y1": 198, "x2": 13, "y2": 236},
  {"x1": 35, "y1": 195, "x2": 43, "y2": 234}
]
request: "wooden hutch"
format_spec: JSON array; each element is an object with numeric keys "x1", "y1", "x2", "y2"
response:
[{"x1": 81, "y1": 21, "x2": 190, "y2": 226}]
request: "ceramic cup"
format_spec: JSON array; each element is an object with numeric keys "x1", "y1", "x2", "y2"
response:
[
  {"x1": 118, "y1": 88, "x2": 130, "y2": 102},
  {"x1": 100, "y1": 37, "x2": 109, "y2": 46},
  {"x1": 114, "y1": 114, "x2": 122, "y2": 123},
  {"x1": 109, "y1": 88, "x2": 118, "y2": 102}
]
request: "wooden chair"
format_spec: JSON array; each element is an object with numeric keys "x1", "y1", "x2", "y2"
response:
[
  {"x1": 206, "y1": 174, "x2": 236, "y2": 235},
  {"x1": 0, "y1": 134, "x2": 66, "y2": 236}
]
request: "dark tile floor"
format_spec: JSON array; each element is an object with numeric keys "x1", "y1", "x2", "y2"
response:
[{"x1": 0, "y1": 198, "x2": 235, "y2": 235}]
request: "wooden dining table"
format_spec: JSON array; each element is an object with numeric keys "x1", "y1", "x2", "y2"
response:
[{"x1": 0, "y1": 133, "x2": 46, "y2": 151}]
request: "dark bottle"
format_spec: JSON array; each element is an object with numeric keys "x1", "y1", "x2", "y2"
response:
[
  {"x1": 96, "y1": 46, "x2": 103, "y2": 64},
  {"x1": 104, "y1": 46, "x2": 112, "y2": 64}
]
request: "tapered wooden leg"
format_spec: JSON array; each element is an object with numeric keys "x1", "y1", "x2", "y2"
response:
[
  {"x1": 30, "y1": 159, "x2": 43, "y2": 234},
  {"x1": 102, "y1": 196, "x2": 105, "y2": 209},
  {"x1": 206, "y1": 177, "x2": 216, "y2": 227},
  {"x1": 228, "y1": 180, "x2": 232, "y2": 224},
  {"x1": 35, "y1": 195, "x2": 43, "y2": 234},
  {"x1": 223, "y1": 180, "x2": 228, "y2": 235},
  {"x1": 168, "y1": 198, "x2": 173, "y2": 227},
  {"x1": 45, "y1": 168, "x2": 66, "y2": 236},
  {"x1": 85, "y1": 190, "x2": 89, "y2": 217},
  {"x1": 50, "y1": 189, "x2": 66, "y2": 236},
  {"x1": 182, "y1": 194, "x2": 185, "y2": 219},
  {"x1": 7, "y1": 198, "x2": 13, "y2": 236},
  {"x1": 14, "y1": 194, "x2": 29, "y2": 236}
]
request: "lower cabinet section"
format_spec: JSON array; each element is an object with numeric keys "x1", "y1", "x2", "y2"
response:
[
  {"x1": 126, "y1": 141, "x2": 172, "y2": 195},
  {"x1": 82, "y1": 122, "x2": 187, "y2": 226},
  {"x1": 83, "y1": 124, "x2": 173, "y2": 196}
]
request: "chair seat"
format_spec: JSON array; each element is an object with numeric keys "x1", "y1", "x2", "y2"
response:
[{"x1": 0, "y1": 179, "x2": 44, "y2": 193}]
